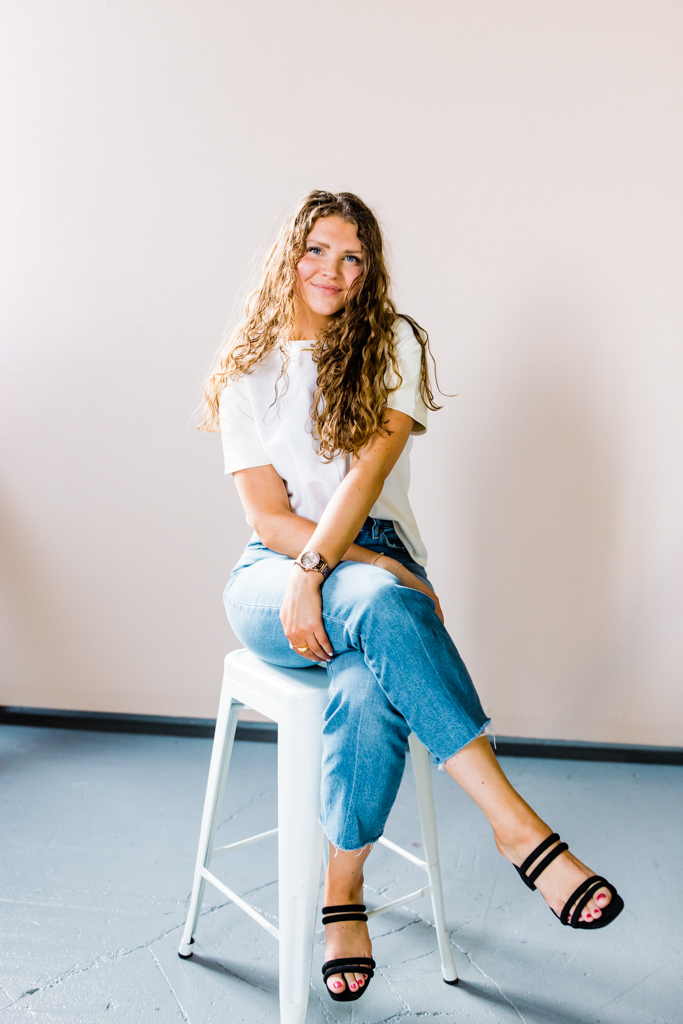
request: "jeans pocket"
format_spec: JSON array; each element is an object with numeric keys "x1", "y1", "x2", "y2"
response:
[{"x1": 377, "y1": 526, "x2": 409, "y2": 553}]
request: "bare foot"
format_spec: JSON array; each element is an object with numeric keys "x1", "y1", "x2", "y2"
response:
[{"x1": 496, "y1": 829, "x2": 612, "y2": 924}]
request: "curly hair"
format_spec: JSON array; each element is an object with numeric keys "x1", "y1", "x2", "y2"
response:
[{"x1": 199, "y1": 190, "x2": 442, "y2": 460}]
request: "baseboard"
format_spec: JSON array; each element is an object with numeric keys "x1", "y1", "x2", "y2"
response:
[
  {"x1": 1, "y1": 706, "x2": 680, "y2": 764},
  {"x1": 0, "y1": 706, "x2": 217, "y2": 738}
]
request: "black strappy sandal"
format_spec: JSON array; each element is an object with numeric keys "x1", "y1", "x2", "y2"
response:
[
  {"x1": 321, "y1": 904, "x2": 376, "y2": 1002},
  {"x1": 515, "y1": 832, "x2": 624, "y2": 929}
]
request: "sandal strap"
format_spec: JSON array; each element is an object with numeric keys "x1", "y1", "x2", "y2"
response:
[
  {"x1": 526, "y1": 841, "x2": 568, "y2": 888},
  {"x1": 322, "y1": 903, "x2": 367, "y2": 925},
  {"x1": 322, "y1": 904, "x2": 366, "y2": 914},
  {"x1": 517, "y1": 833, "x2": 559, "y2": 877},
  {"x1": 516, "y1": 833, "x2": 568, "y2": 890},
  {"x1": 322, "y1": 956, "x2": 375, "y2": 981},
  {"x1": 561, "y1": 874, "x2": 614, "y2": 927}
]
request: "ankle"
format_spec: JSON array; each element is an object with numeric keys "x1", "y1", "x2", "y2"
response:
[
  {"x1": 493, "y1": 819, "x2": 553, "y2": 861},
  {"x1": 324, "y1": 881, "x2": 364, "y2": 907}
]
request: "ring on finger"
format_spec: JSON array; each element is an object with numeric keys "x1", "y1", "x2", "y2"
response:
[{"x1": 295, "y1": 644, "x2": 310, "y2": 652}]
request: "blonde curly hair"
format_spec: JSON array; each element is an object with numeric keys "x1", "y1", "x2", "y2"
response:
[{"x1": 199, "y1": 190, "x2": 442, "y2": 460}]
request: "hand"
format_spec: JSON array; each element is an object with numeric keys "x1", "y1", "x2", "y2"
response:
[
  {"x1": 375, "y1": 556, "x2": 445, "y2": 624},
  {"x1": 280, "y1": 565, "x2": 335, "y2": 663}
]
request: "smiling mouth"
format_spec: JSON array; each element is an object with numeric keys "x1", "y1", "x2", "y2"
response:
[{"x1": 313, "y1": 284, "x2": 341, "y2": 294}]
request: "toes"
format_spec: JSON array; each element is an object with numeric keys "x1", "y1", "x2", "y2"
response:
[
  {"x1": 325, "y1": 970, "x2": 367, "y2": 993},
  {"x1": 579, "y1": 887, "x2": 611, "y2": 923}
]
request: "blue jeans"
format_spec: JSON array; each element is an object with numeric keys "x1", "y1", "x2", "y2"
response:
[{"x1": 224, "y1": 517, "x2": 490, "y2": 851}]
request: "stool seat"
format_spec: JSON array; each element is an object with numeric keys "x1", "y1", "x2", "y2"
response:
[
  {"x1": 178, "y1": 648, "x2": 458, "y2": 1024},
  {"x1": 226, "y1": 648, "x2": 329, "y2": 720}
]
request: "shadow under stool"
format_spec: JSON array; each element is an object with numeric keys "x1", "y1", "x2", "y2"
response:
[{"x1": 178, "y1": 647, "x2": 458, "y2": 1024}]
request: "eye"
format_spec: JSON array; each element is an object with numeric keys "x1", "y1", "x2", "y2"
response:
[
  {"x1": 344, "y1": 255, "x2": 362, "y2": 264},
  {"x1": 307, "y1": 246, "x2": 323, "y2": 255}
]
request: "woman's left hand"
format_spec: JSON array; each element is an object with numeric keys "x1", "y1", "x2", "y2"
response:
[
  {"x1": 280, "y1": 567, "x2": 335, "y2": 663},
  {"x1": 374, "y1": 555, "x2": 445, "y2": 624}
]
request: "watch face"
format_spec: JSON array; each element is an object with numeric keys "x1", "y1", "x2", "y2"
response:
[{"x1": 300, "y1": 550, "x2": 320, "y2": 569}]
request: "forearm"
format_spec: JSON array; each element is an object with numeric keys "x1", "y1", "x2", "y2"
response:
[
  {"x1": 307, "y1": 461, "x2": 385, "y2": 567},
  {"x1": 256, "y1": 471, "x2": 442, "y2": 629},
  {"x1": 255, "y1": 507, "x2": 383, "y2": 567},
  {"x1": 255, "y1": 461, "x2": 385, "y2": 568},
  {"x1": 258, "y1": 505, "x2": 435, "y2": 599}
]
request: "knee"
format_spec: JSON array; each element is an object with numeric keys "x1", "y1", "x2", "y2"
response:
[
  {"x1": 325, "y1": 652, "x2": 373, "y2": 723},
  {"x1": 362, "y1": 571, "x2": 438, "y2": 626}
]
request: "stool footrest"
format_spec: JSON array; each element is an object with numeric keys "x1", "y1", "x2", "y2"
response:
[
  {"x1": 211, "y1": 827, "x2": 278, "y2": 857},
  {"x1": 377, "y1": 835, "x2": 428, "y2": 869},
  {"x1": 315, "y1": 885, "x2": 431, "y2": 937},
  {"x1": 200, "y1": 868, "x2": 280, "y2": 941},
  {"x1": 366, "y1": 887, "x2": 429, "y2": 919}
]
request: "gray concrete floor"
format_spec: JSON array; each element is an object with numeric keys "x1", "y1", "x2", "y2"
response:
[{"x1": 1, "y1": 725, "x2": 681, "y2": 1024}]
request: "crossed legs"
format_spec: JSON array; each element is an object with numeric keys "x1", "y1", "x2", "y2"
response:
[
  {"x1": 322, "y1": 733, "x2": 616, "y2": 996},
  {"x1": 224, "y1": 552, "x2": 618, "y2": 999}
]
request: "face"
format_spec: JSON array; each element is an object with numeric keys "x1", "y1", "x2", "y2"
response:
[{"x1": 294, "y1": 215, "x2": 364, "y2": 331}]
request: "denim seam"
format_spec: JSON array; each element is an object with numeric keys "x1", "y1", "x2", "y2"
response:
[
  {"x1": 380, "y1": 586, "x2": 488, "y2": 763},
  {"x1": 334, "y1": 677, "x2": 367, "y2": 849}
]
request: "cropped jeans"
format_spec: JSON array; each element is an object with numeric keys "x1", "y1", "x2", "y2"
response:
[{"x1": 224, "y1": 517, "x2": 490, "y2": 851}]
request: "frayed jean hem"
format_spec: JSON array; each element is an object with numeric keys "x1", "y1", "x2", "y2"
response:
[
  {"x1": 321, "y1": 829, "x2": 379, "y2": 855},
  {"x1": 433, "y1": 719, "x2": 492, "y2": 769}
]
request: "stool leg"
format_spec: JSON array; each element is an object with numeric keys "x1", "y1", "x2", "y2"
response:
[
  {"x1": 178, "y1": 681, "x2": 241, "y2": 958},
  {"x1": 409, "y1": 734, "x2": 459, "y2": 984},
  {"x1": 276, "y1": 711, "x2": 325, "y2": 1024}
]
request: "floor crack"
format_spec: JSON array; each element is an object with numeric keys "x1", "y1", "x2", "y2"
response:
[
  {"x1": 376, "y1": 966, "x2": 412, "y2": 1016},
  {"x1": 450, "y1": 939, "x2": 527, "y2": 1023},
  {"x1": 148, "y1": 947, "x2": 193, "y2": 1023},
  {"x1": 4, "y1": 920, "x2": 185, "y2": 1008}
]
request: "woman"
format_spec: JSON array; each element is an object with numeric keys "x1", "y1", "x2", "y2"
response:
[{"x1": 200, "y1": 190, "x2": 623, "y2": 1004}]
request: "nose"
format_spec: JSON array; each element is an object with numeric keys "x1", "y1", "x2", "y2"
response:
[{"x1": 319, "y1": 255, "x2": 341, "y2": 279}]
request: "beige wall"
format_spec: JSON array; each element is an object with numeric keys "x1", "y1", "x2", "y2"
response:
[{"x1": 1, "y1": 1, "x2": 681, "y2": 744}]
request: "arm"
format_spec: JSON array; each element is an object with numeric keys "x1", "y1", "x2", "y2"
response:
[
  {"x1": 233, "y1": 408, "x2": 443, "y2": 662},
  {"x1": 234, "y1": 408, "x2": 412, "y2": 567}
]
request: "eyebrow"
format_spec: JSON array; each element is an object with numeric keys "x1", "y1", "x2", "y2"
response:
[{"x1": 307, "y1": 237, "x2": 363, "y2": 255}]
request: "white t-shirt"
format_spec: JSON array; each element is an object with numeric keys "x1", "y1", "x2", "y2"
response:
[{"x1": 219, "y1": 316, "x2": 429, "y2": 565}]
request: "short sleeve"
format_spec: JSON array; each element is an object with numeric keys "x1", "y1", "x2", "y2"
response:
[
  {"x1": 218, "y1": 374, "x2": 271, "y2": 474},
  {"x1": 385, "y1": 317, "x2": 429, "y2": 434}
]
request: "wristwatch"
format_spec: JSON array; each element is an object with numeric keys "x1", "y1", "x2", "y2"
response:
[{"x1": 295, "y1": 550, "x2": 332, "y2": 581}]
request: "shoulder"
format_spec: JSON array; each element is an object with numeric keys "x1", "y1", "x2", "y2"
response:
[
  {"x1": 392, "y1": 314, "x2": 425, "y2": 348},
  {"x1": 385, "y1": 316, "x2": 429, "y2": 434},
  {"x1": 389, "y1": 315, "x2": 426, "y2": 377},
  {"x1": 390, "y1": 316, "x2": 427, "y2": 373}
]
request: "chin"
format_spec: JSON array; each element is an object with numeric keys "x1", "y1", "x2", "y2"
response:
[{"x1": 312, "y1": 302, "x2": 343, "y2": 317}]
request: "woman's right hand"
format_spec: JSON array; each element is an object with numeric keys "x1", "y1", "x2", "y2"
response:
[
  {"x1": 280, "y1": 565, "x2": 335, "y2": 663},
  {"x1": 374, "y1": 555, "x2": 445, "y2": 624}
]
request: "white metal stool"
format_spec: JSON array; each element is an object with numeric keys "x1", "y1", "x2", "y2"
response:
[{"x1": 178, "y1": 648, "x2": 458, "y2": 1024}]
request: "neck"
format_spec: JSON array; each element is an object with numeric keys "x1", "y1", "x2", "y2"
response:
[{"x1": 291, "y1": 299, "x2": 328, "y2": 341}]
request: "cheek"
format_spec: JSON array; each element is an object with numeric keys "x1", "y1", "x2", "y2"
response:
[
  {"x1": 345, "y1": 267, "x2": 363, "y2": 291},
  {"x1": 296, "y1": 258, "x2": 315, "y2": 286}
]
